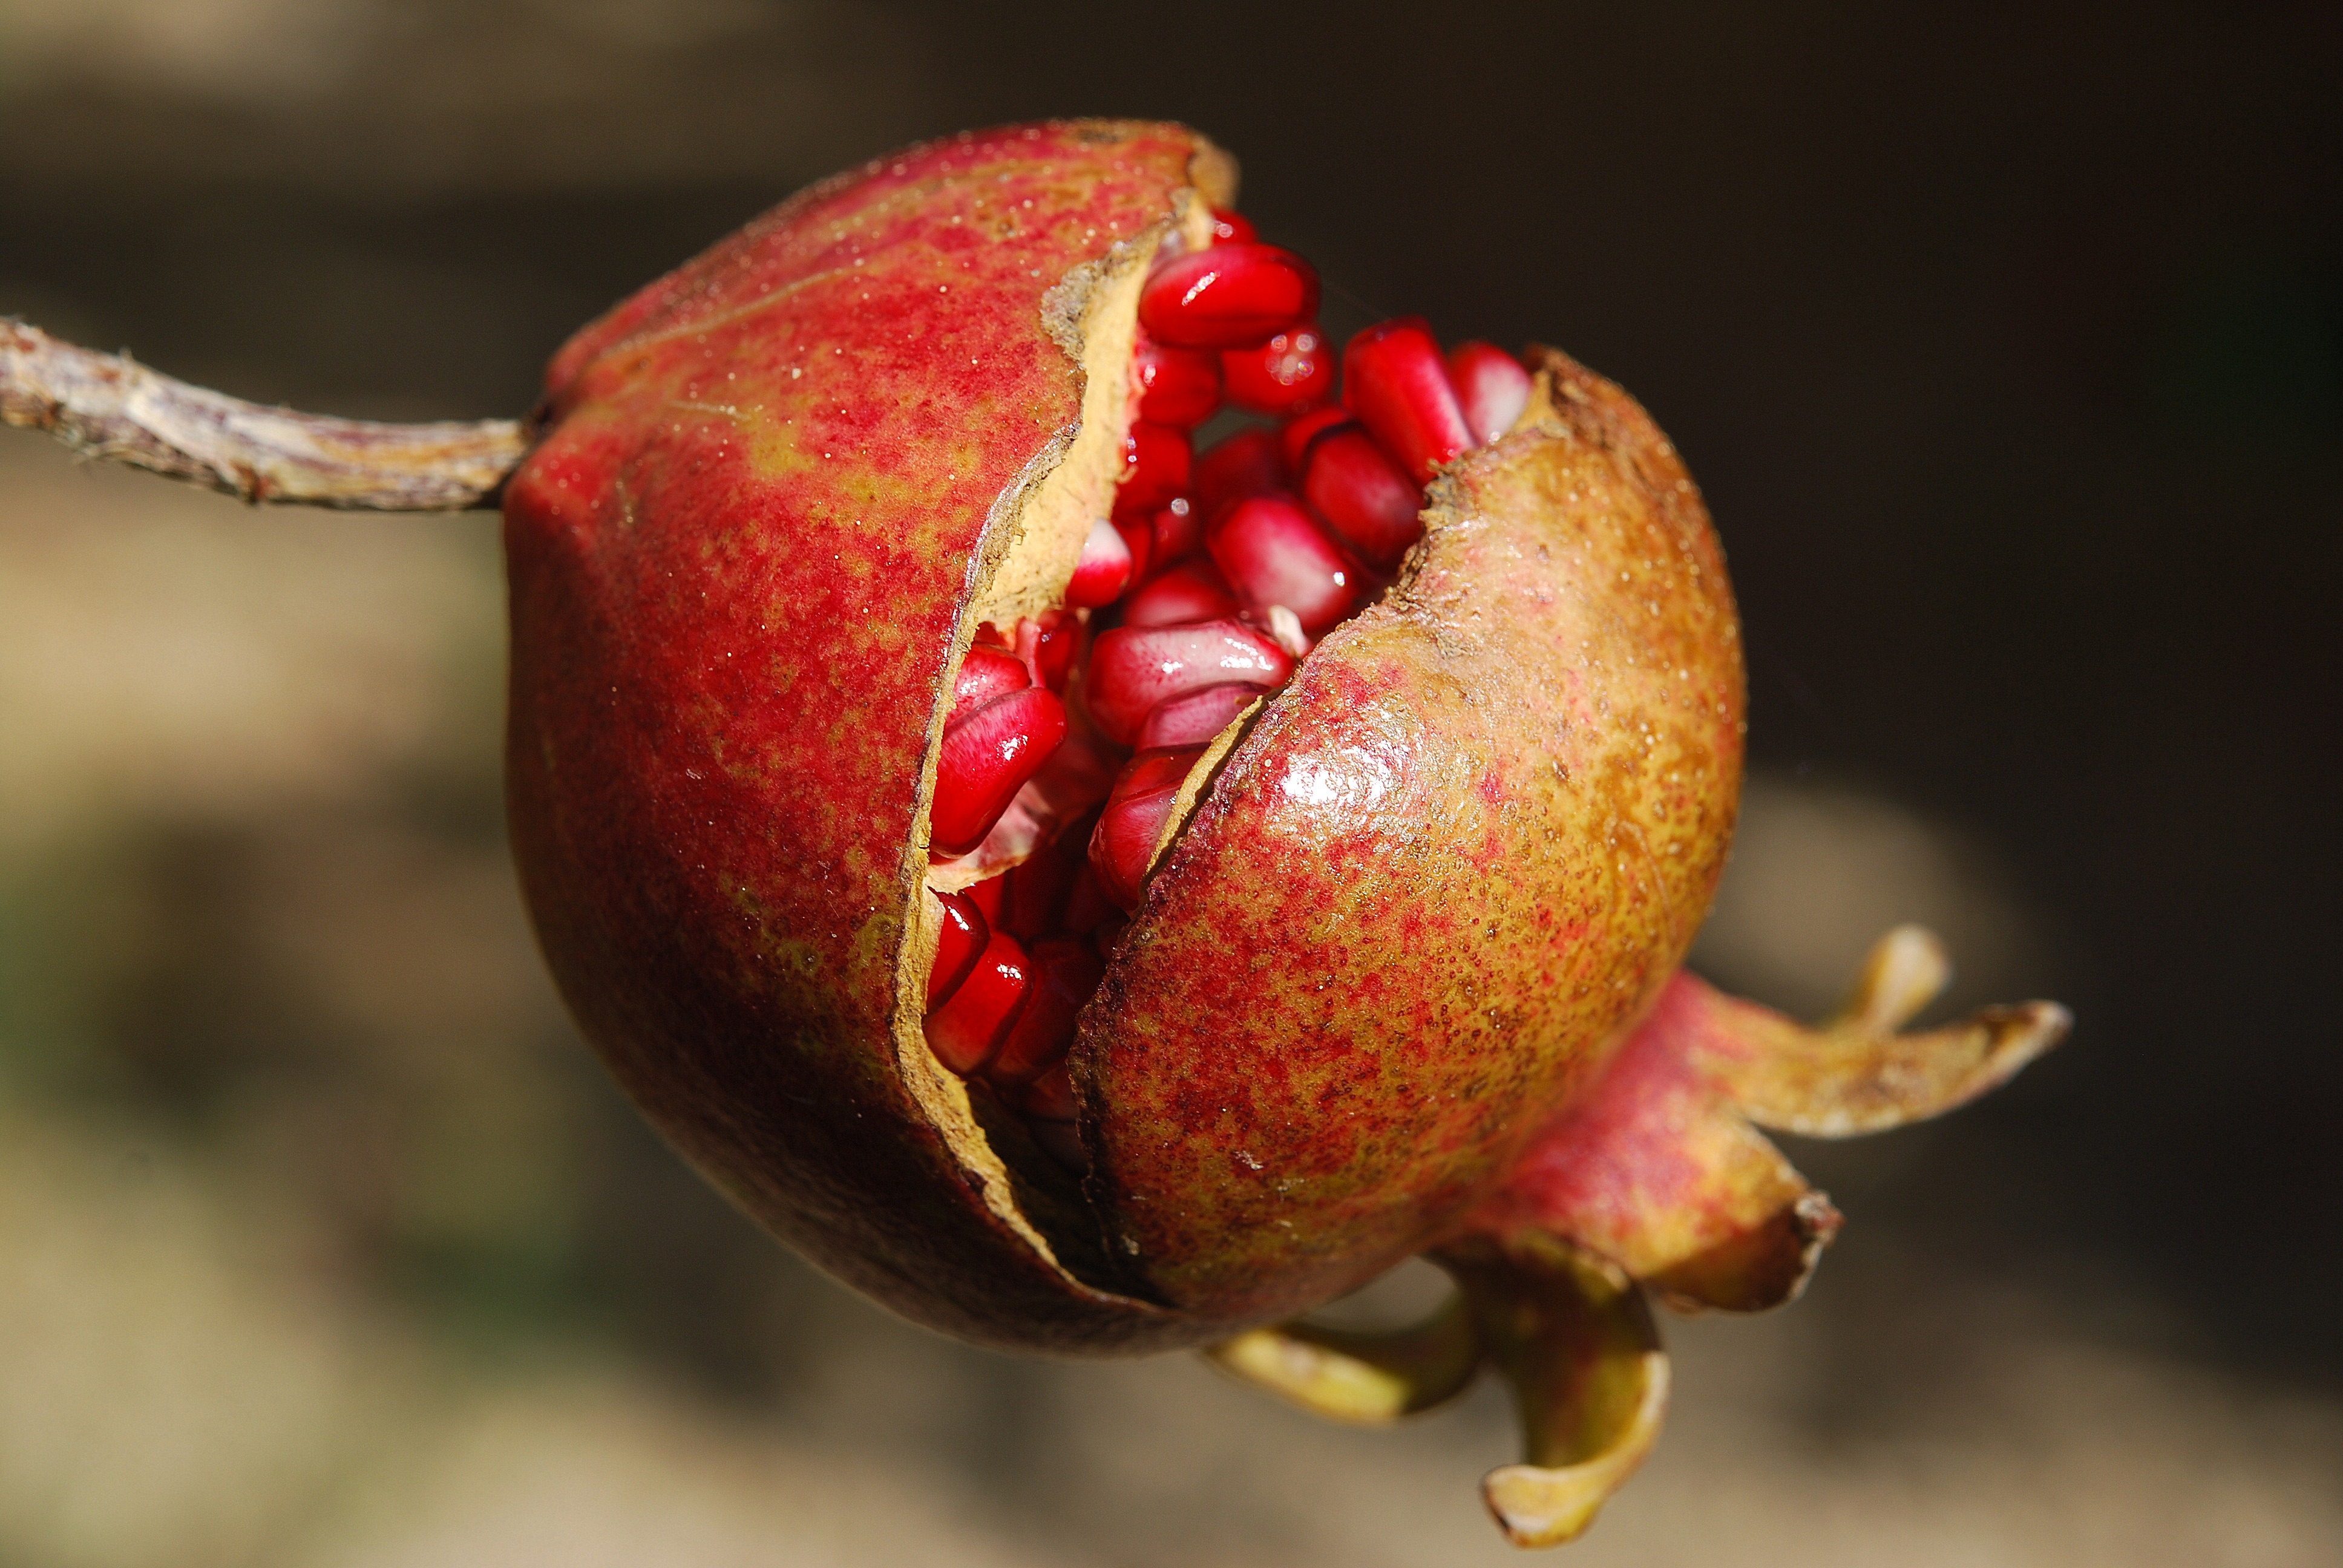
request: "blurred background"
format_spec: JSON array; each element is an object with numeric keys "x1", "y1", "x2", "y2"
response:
[{"x1": 1, "y1": 2, "x2": 2336, "y2": 1563}]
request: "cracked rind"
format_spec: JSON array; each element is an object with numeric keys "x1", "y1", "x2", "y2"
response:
[
  {"x1": 503, "y1": 120, "x2": 1231, "y2": 1352},
  {"x1": 1078, "y1": 351, "x2": 1745, "y2": 1323},
  {"x1": 505, "y1": 131, "x2": 1755, "y2": 1351}
]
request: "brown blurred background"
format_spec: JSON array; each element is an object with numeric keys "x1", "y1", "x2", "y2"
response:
[{"x1": 1, "y1": 2, "x2": 2337, "y2": 1563}]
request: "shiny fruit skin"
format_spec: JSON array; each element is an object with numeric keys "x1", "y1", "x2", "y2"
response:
[
  {"x1": 1084, "y1": 356, "x2": 1742, "y2": 1320},
  {"x1": 500, "y1": 120, "x2": 1745, "y2": 1351},
  {"x1": 503, "y1": 121, "x2": 1222, "y2": 1351}
]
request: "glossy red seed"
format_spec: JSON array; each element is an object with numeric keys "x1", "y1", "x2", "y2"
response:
[
  {"x1": 1085, "y1": 620, "x2": 1294, "y2": 745},
  {"x1": 1302, "y1": 427, "x2": 1424, "y2": 569},
  {"x1": 987, "y1": 935, "x2": 1106, "y2": 1088},
  {"x1": 1032, "y1": 612, "x2": 1081, "y2": 694},
  {"x1": 1064, "y1": 518, "x2": 1134, "y2": 609},
  {"x1": 1000, "y1": 843, "x2": 1078, "y2": 940},
  {"x1": 1447, "y1": 341, "x2": 1534, "y2": 446},
  {"x1": 1089, "y1": 910, "x2": 1129, "y2": 962},
  {"x1": 1119, "y1": 420, "x2": 1192, "y2": 515},
  {"x1": 927, "y1": 889, "x2": 989, "y2": 1010},
  {"x1": 951, "y1": 645, "x2": 1031, "y2": 726},
  {"x1": 1222, "y1": 324, "x2": 1333, "y2": 416},
  {"x1": 1138, "y1": 243, "x2": 1320, "y2": 350},
  {"x1": 1135, "y1": 681, "x2": 1264, "y2": 750},
  {"x1": 1112, "y1": 515, "x2": 1154, "y2": 586},
  {"x1": 1132, "y1": 335, "x2": 1222, "y2": 428},
  {"x1": 1278, "y1": 405, "x2": 1355, "y2": 472},
  {"x1": 1344, "y1": 317, "x2": 1474, "y2": 483},
  {"x1": 931, "y1": 686, "x2": 1070, "y2": 860},
  {"x1": 1023, "y1": 1063, "x2": 1078, "y2": 1121},
  {"x1": 1147, "y1": 497, "x2": 1201, "y2": 567},
  {"x1": 1208, "y1": 208, "x2": 1256, "y2": 245},
  {"x1": 1207, "y1": 494, "x2": 1362, "y2": 636},
  {"x1": 1193, "y1": 429, "x2": 1286, "y2": 523},
  {"x1": 1090, "y1": 746, "x2": 1208, "y2": 909},
  {"x1": 923, "y1": 928, "x2": 1031, "y2": 1076},
  {"x1": 1059, "y1": 864, "x2": 1118, "y2": 936},
  {"x1": 1121, "y1": 559, "x2": 1241, "y2": 628},
  {"x1": 965, "y1": 872, "x2": 1006, "y2": 923}
]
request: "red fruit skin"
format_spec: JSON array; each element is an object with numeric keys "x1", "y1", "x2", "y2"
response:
[
  {"x1": 503, "y1": 121, "x2": 1232, "y2": 1350},
  {"x1": 503, "y1": 119, "x2": 1744, "y2": 1352},
  {"x1": 1080, "y1": 351, "x2": 1742, "y2": 1321}
]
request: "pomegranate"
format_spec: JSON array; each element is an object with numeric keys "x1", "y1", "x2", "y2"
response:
[{"x1": 0, "y1": 118, "x2": 2068, "y2": 1549}]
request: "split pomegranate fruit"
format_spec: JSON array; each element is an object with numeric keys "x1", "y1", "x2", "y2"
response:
[{"x1": 2, "y1": 119, "x2": 2067, "y2": 1549}]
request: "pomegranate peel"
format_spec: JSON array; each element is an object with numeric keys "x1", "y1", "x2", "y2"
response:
[
  {"x1": 1214, "y1": 928, "x2": 2065, "y2": 1546},
  {"x1": 0, "y1": 117, "x2": 2074, "y2": 1552}
]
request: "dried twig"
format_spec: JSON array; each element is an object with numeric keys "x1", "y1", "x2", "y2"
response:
[{"x1": 1, "y1": 321, "x2": 528, "y2": 511}]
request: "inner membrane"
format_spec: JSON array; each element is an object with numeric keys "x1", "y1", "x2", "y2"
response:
[{"x1": 923, "y1": 208, "x2": 1535, "y2": 1171}]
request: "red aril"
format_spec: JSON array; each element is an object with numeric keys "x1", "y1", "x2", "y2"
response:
[
  {"x1": 1207, "y1": 208, "x2": 1256, "y2": 245},
  {"x1": 986, "y1": 935, "x2": 1107, "y2": 1088},
  {"x1": 1065, "y1": 518, "x2": 1135, "y2": 609},
  {"x1": 1135, "y1": 681, "x2": 1263, "y2": 750},
  {"x1": 1122, "y1": 559, "x2": 1240, "y2": 628},
  {"x1": 1119, "y1": 420, "x2": 1192, "y2": 514},
  {"x1": 1138, "y1": 243, "x2": 1320, "y2": 350},
  {"x1": 999, "y1": 833, "x2": 1080, "y2": 939},
  {"x1": 1206, "y1": 494, "x2": 1362, "y2": 636},
  {"x1": 1192, "y1": 428, "x2": 1285, "y2": 523},
  {"x1": 1031, "y1": 612, "x2": 1080, "y2": 694},
  {"x1": 928, "y1": 889, "x2": 989, "y2": 1007},
  {"x1": 1300, "y1": 427, "x2": 1424, "y2": 569},
  {"x1": 1344, "y1": 317, "x2": 1474, "y2": 483},
  {"x1": 1057, "y1": 864, "x2": 1118, "y2": 937},
  {"x1": 951, "y1": 645, "x2": 1033, "y2": 724},
  {"x1": 1222, "y1": 324, "x2": 1332, "y2": 416},
  {"x1": 1145, "y1": 497, "x2": 1201, "y2": 567},
  {"x1": 1112, "y1": 515, "x2": 1155, "y2": 586},
  {"x1": 931, "y1": 685, "x2": 1069, "y2": 859},
  {"x1": 1132, "y1": 335, "x2": 1222, "y2": 428},
  {"x1": 963, "y1": 871, "x2": 1004, "y2": 924},
  {"x1": 1089, "y1": 745, "x2": 1209, "y2": 909},
  {"x1": 1447, "y1": 341, "x2": 1534, "y2": 446},
  {"x1": 1084, "y1": 619, "x2": 1294, "y2": 745},
  {"x1": 1278, "y1": 405, "x2": 1354, "y2": 472},
  {"x1": 922, "y1": 927, "x2": 1032, "y2": 1076}
]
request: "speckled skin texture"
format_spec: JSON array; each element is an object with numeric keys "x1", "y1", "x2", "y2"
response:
[
  {"x1": 504, "y1": 120, "x2": 1746, "y2": 1351},
  {"x1": 1084, "y1": 351, "x2": 1743, "y2": 1321},
  {"x1": 503, "y1": 122, "x2": 1214, "y2": 1350}
]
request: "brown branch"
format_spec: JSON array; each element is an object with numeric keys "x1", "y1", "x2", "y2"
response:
[{"x1": 1, "y1": 320, "x2": 529, "y2": 511}]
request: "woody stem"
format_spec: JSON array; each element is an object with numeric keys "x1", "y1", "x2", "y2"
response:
[{"x1": 1, "y1": 320, "x2": 528, "y2": 511}]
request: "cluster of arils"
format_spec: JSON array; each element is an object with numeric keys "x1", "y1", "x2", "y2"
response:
[{"x1": 920, "y1": 211, "x2": 1536, "y2": 1165}]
